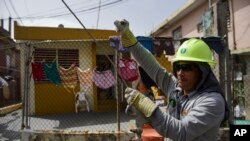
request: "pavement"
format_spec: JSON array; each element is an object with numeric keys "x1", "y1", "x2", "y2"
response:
[{"x1": 0, "y1": 108, "x2": 134, "y2": 141}]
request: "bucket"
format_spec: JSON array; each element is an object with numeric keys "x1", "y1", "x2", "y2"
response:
[
  {"x1": 136, "y1": 36, "x2": 153, "y2": 53},
  {"x1": 141, "y1": 124, "x2": 164, "y2": 141}
]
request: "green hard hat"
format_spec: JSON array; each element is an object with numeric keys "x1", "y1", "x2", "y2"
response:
[{"x1": 172, "y1": 38, "x2": 215, "y2": 66}]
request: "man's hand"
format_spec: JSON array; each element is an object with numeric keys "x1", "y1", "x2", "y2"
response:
[
  {"x1": 114, "y1": 19, "x2": 137, "y2": 47},
  {"x1": 125, "y1": 87, "x2": 157, "y2": 117}
]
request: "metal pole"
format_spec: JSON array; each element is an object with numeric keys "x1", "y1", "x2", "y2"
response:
[
  {"x1": 25, "y1": 44, "x2": 32, "y2": 129},
  {"x1": 21, "y1": 45, "x2": 27, "y2": 129},
  {"x1": 96, "y1": 0, "x2": 102, "y2": 29},
  {"x1": 225, "y1": 37, "x2": 232, "y2": 124}
]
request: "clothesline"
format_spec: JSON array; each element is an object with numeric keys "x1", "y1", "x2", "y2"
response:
[{"x1": 31, "y1": 58, "x2": 140, "y2": 90}]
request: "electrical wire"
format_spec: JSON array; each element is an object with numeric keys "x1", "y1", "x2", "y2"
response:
[
  {"x1": 9, "y1": 0, "x2": 24, "y2": 25},
  {"x1": 3, "y1": 0, "x2": 12, "y2": 16},
  {"x1": 24, "y1": 0, "x2": 114, "y2": 17},
  {"x1": 1, "y1": 0, "x2": 124, "y2": 21}
]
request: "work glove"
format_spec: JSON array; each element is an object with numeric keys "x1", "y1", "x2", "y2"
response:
[
  {"x1": 114, "y1": 19, "x2": 138, "y2": 47},
  {"x1": 125, "y1": 87, "x2": 157, "y2": 117}
]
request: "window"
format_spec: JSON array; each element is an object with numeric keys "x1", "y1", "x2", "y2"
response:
[
  {"x1": 172, "y1": 26, "x2": 182, "y2": 50},
  {"x1": 172, "y1": 26, "x2": 182, "y2": 39},
  {"x1": 197, "y1": 22, "x2": 203, "y2": 33},
  {"x1": 33, "y1": 48, "x2": 79, "y2": 82}
]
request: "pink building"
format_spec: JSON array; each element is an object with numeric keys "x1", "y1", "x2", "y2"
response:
[{"x1": 151, "y1": 0, "x2": 250, "y2": 120}]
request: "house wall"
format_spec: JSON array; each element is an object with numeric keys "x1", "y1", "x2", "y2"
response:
[
  {"x1": 155, "y1": 2, "x2": 208, "y2": 38},
  {"x1": 20, "y1": 40, "x2": 116, "y2": 116},
  {"x1": 15, "y1": 23, "x2": 119, "y2": 115},
  {"x1": 151, "y1": 1, "x2": 223, "y2": 83},
  {"x1": 30, "y1": 41, "x2": 95, "y2": 115},
  {"x1": 228, "y1": 0, "x2": 250, "y2": 52}
]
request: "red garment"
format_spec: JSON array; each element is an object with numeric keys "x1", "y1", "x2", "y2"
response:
[
  {"x1": 118, "y1": 59, "x2": 139, "y2": 83},
  {"x1": 31, "y1": 62, "x2": 44, "y2": 81}
]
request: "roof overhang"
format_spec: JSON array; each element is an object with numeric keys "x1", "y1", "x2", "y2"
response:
[
  {"x1": 0, "y1": 27, "x2": 15, "y2": 44},
  {"x1": 14, "y1": 21, "x2": 119, "y2": 41}
]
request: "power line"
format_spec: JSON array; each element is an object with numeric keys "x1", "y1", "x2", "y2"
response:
[
  {"x1": 1, "y1": 0, "x2": 124, "y2": 21},
  {"x1": 3, "y1": 0, "x2": 12, "y2": 16},
  {"x1": 9, "y1": 0, "x2": 24, "y2": 25},
  {"x1": 26, "y1": 0, "x2": 110, "y2": 17},
  {"x1": 23, "y1": 0, "x2": 30, "y2": 16}
]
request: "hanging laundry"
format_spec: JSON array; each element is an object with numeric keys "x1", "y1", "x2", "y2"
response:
[
  {"x1": 109, "y1": 36, "x2": 128, "y2": 53},
  {"x1": 43, "y1": 63, "x2": 61, "y2": 85},
  {"x1": 93, "y1": 69, "x2": 115, "y2": 89},
  {"x1": 201, "y1": 36, "x2": 224, "y2": 54},
  {"x1": 31, "y1": 62, "x2": 44, "y2": 81},
  {"x1": 76, "y1": 67, "x2": 93, "y2": 87},
  {"x1": 180, "y1": 38, "x2": 191, "y2": 45},
  {"x1": 118, "y1": 58, "x2": 139, "y2": 83},
  {"x1": 136, "y1": 36, "x2": 153, "y2": 53},
  {"x1": 58, "y1": 64, "x2": 78, "y2": 89},
  {"x1": 153, "y1": 37, "x2": 175, "y2": 57}
]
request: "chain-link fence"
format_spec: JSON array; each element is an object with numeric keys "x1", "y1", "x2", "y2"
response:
[
  {"x1": 232, "y1": 55, "x2": 250, "y2": 125},
  {"x1": 1, "y1": 36, "x2": 250, "y2": 140},
  {"x1": 0, "y1": 42, "x2": 22, "y2": 141},
  {"x1": 18, "y1": 40, "x2": 134, "y2": 132}
]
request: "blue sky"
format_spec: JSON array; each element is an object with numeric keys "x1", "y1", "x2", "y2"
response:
[{"x1": 0, "y1": 0, "x2": 187, "y2": 36}]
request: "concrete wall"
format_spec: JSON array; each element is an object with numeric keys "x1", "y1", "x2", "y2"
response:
[
  {"x1": 154, "y1": 2, "x2": 208, "y2": 38},
  {"x1": 228, "y1": 0, "x2": 250, "y2": 52}
]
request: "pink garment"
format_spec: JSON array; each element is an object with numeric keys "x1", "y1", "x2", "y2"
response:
[
  {"x1": 77, "y1": 67, "x2": 93, "y2": 87},
  {"x1": 31, "y1": 62, "x2": 44, "y2": 81},
  {"x1": 93, "y1": 70, "x2": 115, "y2": 89},
  {"x1": 118, "y1": 59, "x2": 139, "y2": 83}
]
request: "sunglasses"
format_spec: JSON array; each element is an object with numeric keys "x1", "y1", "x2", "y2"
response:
[{"x1": 174, "y1": 63, "x2": 197, "y2": 72}]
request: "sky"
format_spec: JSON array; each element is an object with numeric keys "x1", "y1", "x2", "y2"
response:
[{"x1": 0, "y1": 0, "x2": 187, "y2": 36}]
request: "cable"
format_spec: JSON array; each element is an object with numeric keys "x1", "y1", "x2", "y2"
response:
[
  {"x1": 61, "y1": 2, "x2": 128, "y2": 131},
  {"x1": 9, "y1": 0, "x2": 24, "y2": 25},
  {"x1": 61, "y1": 0, "x2": 128, "y2": 88},
  {"x1": 1, "y1": 0, "x2": 124, "y2": 21},
  {"x1": 3, "y1": 0, "x2": 12, "y2": 16}
]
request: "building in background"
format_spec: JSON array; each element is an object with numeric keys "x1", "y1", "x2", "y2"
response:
[
  {"x1": 0, "y1": 19, "x2": 21, "y2": 108},
  {"x1": 150, "y1": 0, "x2": 250, "y2": 121}
]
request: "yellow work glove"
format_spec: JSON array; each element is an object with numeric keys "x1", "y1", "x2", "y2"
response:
[
  {"x1": 114, "y1": 19, "x2": 138, "y2": 47},
  {"x1": 125, "y1": 87, "x2": 157, "y2": 117}
]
